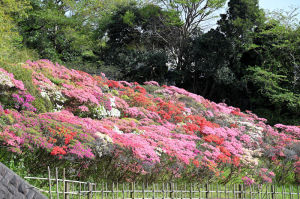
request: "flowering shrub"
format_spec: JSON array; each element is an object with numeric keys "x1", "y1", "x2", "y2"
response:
[
  {"x1": 0, "y1": 60, "x2": 299, "y2": 183},
  {"x1": 144, "y1": 81, "x2": 160, "y2": 87},
  {"x1": 0, "y1": 68, "x2": 25, "y2": 91},
  {"x1": 12, "y1": 91, "x2": 36, "y2": 112},
  {"x1": 242, "y1": 176, "x2": 255, "y2": 186}
]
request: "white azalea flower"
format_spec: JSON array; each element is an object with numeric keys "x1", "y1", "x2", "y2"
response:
[
  {"x1": 110, "y1": 97, "x2": 116, "y2": 107},
  {"x1": 113, "y1": 126, "x2": 123, "y2": 134},
  {"x1": 108, "y1": 108, "x2": 120, "y2": 117}
]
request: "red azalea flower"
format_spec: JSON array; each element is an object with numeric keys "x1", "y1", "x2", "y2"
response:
[
  {"x1": 193, "y1": 159, "x2": 200, "y2": 168},
  {"x1": 217, "y1": 154, "x2": 231, "y2": 163},
  {"x1": 219, "y1": 146, "x2": 231, "y2": 157},
  {"x1": 230, "y1": 123, "x2": 238, "y2": 128},
  {"x1": 51, "y1": 146, "x2": 66, "y2": 156},
  {"x1": 232, "y1": 156, "x2": 240, "y2": 167}
]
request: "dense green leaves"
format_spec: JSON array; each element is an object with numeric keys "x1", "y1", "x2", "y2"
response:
[
  {"x1": 0, "y1": 0, "x2": 35, "y2": 62},
  {"x1": 19, "y1": 0, "x2": 82, "y2": 61},
  {"x1": 98, "y1": 3, "x2": 174, "y2": 82},
  {"x1": 243, "y1": 17, "x2": 300, "y2": 124}
]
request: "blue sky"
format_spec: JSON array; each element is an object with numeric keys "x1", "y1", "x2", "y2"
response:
[
  {"x1": 259, "y1": 0, "x2": 300, "y2": 11},
  {"x1": 202, "y1": 0, "x2": 300, "y2": 30}
]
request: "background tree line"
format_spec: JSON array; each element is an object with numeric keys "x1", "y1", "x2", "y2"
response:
[{"x1": 1, "y1": 0, "x2": 299, "y2": 125}]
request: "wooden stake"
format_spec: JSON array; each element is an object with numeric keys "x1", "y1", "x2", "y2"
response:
[{"x1": 48, "y1": 166, "x2": 52, "y2": 199}]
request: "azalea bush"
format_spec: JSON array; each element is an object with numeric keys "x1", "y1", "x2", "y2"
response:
[{"x1": 0, "y1": 60, "x2": 299, "y2": 184}]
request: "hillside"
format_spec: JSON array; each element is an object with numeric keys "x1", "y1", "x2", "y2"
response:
[{"x1": 0, "y1": 60, "x2": 299, "y2": 184}]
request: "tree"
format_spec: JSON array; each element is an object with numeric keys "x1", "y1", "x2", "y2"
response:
[
  {"x1": 266, "y1": 6, "x2": 300, "y2": 30},
  {"x1": 217, "y1": 0, "x2": 265, "y2": 76},
  {"x1": 243, "y1": 16, "x2": 300, "y2": 124},
  {"x1": 186, "y1": 0, "x2": 264, "y2": 103},
  {"x1": 190, "y1": 29, "x2": 233, "y2": 96},
  {"x1": 98, "y1": 2, "x2": 177, "y2": 82},
  {"x1": 16, "y1": 0, "x2": 136, "y2": 71},
  {"x1": 18, "y1": 0, "x2": 81, "y2": 62},
  {"x1": 149, "y1": 0, "x2": 227, "y2": 71}
]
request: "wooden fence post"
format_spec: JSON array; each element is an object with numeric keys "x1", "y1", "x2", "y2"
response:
[
  {"x1": 128, "y1": 182, "x2": 133, "y2": 198},
  {"x1": 190, "y1": 183, "x2": 192, "y2": 199},
  {"x1": 133, "y1": 182, "x2": 135, "y2": 198},
  {"x1": 233, "y1": 184, "x2": 235, "y2": 198},
  {"x1": 65, "y1": 182, "x2": 70, "y2": 199},
  {"x1": 142, "y1": 182, "x2": 145, "y2": 199},
  {"x1": 79, "y1": 183, "x2": 81, "y2": 199},
  {"x1": 162, "y1": 183, "x2": 165, "y2": 199},
  {"x1": 271, "y1": 185, "x2": 275, "y2": 199},
  {"x1": 239, "y1": 184, "x2": 242, "y2": 198},
  {"x1": 130, "y1": 182, "x2": 135, "y2": 198},
  {"x1": 48, "y1": 166, "x2": 52, "y2": 199},
  {"x1": 88, "y1": 182, "x2": 93, "y2": 199},
  {"x1": 206, "y1": 184, "x2": 209, "y2": 198},
  {"x1": 152, "y1": 183, "x2": 155, "y2": 199},
  {"x1": 112, "y1": 182, "x2": 114, "y2": 199},
  {"x1": 122, "y1": 183, "x2": 125, "y2": 199},
  {"x1": 63, "y1": 169, "x2": 65, "y2": 199},
  {"x1": 216, "y1": 184, "x2": 219, "y2": 199},
  {"x1": 258, "y1": 184, "x2": 261, "y2": 199},
  {"x1": 170, "y1": 183, "x2": 174, "y2": 199},
  {"x1": 116, "y1": 182, "x2": 118, "y2": 199},
  {"x1": 102, "y1": 183, "x2": 104, "y2": 199},
  {"x1": 55, "y1": 168, "x2": 59, "y2": 199}
]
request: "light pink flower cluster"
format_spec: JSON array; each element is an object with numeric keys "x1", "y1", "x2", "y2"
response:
[
  {"x1": 0, "y1": 68, "x2": 25, "y2": 90},
  {"x1": 144, "y1": 81, "x2": 160, "y2": 87}
]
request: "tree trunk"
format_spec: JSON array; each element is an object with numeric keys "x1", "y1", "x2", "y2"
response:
[
  {"x1": 208, "y1": 81, "x2": 216, "y2": 99},
  {"x1": 202, "y1": 79, "x2": 210, "y2": 97}
]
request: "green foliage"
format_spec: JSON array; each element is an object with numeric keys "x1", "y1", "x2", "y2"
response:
[
  {"x1": 0, "y1": 114, "x2": 15, "y2": 125},
  {"x1": 155, "y1": 0, "x2": 226, "y2": 30},
  {"x1": 241, "y1": 13, "x2": 300, "y2": 125},
  {"x1": 12, "y1": 0, "x2": 138, "y2": 74},
  {"x1": 247, "y1": 67, "x2": 300, "y2": 111},
  {"x1": 122, "y1": 10, "x2": 136, "y2": 26},
  {"x1": 191, "y1": 29, "x2": 234, "y2": 91},
  {"x1": 0, "y1": 92, "x2": 13, "y2": 110},
  {"x1": 48, "y1": 76, "x2": 64, "y2": 86},
  {"x1": 184, "y1": 0, "x2": 265, "y2": 104},
  {"x1": 99, "y1": 3, "x2": 172, "y2": 82},
  {"x1": 18, "y1": 0, "x2": 78, "y2": 62},
  {"x1": 266, "y1": 7, "x2": 300, "y2": 30},
  {"x1": 247, "y1": 67, "x2": 287, "y2": 95},
  {"x1": 143, "y1": 85, "x2": 160, "y2": 94},
  {"x1": 0, "y1": 0, "x2": 35, "y2": 62},
  {"x1": 178, "y1": 95, "x2": 206, "y2": 113},
  {"x1": 153, "y1": 0, "x2": 227, "y2": 70},
  {"x1": 0, "y1": 148, "x2": 27, "y2": 178}
]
